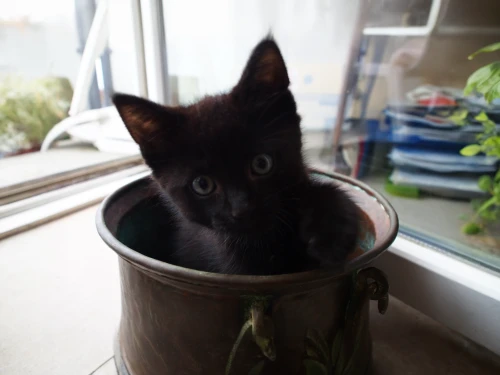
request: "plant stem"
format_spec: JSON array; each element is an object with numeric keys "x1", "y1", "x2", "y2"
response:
[{"x1": 471, "y1": 196, "x2": 498, "y2": 221}]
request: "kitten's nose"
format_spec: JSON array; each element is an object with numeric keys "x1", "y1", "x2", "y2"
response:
[
  {"x1": 228, "y1": 189, "x2": 253, "y2": 219},
  {"x1": 231, "y1": 203, "x2": 251, "y2": 219}
]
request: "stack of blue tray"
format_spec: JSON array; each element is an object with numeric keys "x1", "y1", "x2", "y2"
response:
[{"x1": 368, "y1": 97, "x2": 500, "y2": 199}]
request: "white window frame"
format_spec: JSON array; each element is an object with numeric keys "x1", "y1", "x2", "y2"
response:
[{"x1": 376, "y1": 236, "x2": 500, "y2": 356}]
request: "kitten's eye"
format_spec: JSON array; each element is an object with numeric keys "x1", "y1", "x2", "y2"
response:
[
  {"x1": 192, "y1": 176, "x2": 215, "y2": 196},
  {"x1": 251, "y1": 154, "x2": 273, "y2": 175}
]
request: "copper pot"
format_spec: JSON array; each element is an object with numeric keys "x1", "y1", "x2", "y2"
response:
[{"x1": 96, "y1": 170, "x2": 398, "y2": 375}]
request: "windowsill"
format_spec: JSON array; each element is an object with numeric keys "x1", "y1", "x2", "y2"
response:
[
  {"x1": 0, "y1": 144, "x2": 121, "y2": 188},
  {"x1": 362, "y1": 174, "x2": 500, "y2": 270},
  {"x1": 0, "y1": 143, "x2": 142, "y2": 205},
  {"x1": 1, "y1": 206, "x2": 500, "y2": 375},
  {"x1": 376, "y1": 236, "x2": 500, "y2": 357}
]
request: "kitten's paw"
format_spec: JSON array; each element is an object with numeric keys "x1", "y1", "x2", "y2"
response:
[
  {"x1": 300, "y1": 184, "x2": 360, "y2": 267},
  {"x1": 305, "y1": 226, "x2": 358, "y2": 266}
]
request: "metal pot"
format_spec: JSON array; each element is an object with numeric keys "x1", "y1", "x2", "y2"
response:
[{"x1": 96, "y1": 170, "x2": 398, "y2": 375}]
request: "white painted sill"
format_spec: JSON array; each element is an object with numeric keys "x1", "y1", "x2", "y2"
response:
[{"x1": 375, "y1": 236, "x2": 500, "y2": 357}]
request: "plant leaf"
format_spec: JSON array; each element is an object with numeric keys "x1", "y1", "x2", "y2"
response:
[
  {"x1": 303, "y1": 359, "x2": 328, "y2": 375},
  {"x1": 448, "y1": 109, "x2": 468, "y2": 125},
  {"x1": 305, "y1": 342, "x2": 321, "y2": 360},
  {"x1": 478, "y1": 175, "x2": 493, "y2": 192},
  {"x1": 495, "y1": 170, "x2": 500, "y2": 182},
  {"x1": 483, "y1": 136, "x2": 500, "y2": 157},
  {"x1": 305, "y1": 329, "x2": 330, "y2": 364},
  {"x1": 475, "y1": 111, "x2": 490, "y2": 122},
  {"x1": 464, "y1": 62, "x2": 500, "y2": 101},
  {"x1": 331, "y1": 329, "x2": 344, "y2": 367},
  {"x1": 479, "y1": 209, "x2": 497, "y2": 221},
  {"x1": 460, "y1": 144, "x2": 482, "y2": 156},
  {"x1": 469, "y1": 42, "x2": 500, "y2": 60},
  {"x1": 464, "y1": 64, "x2": 495, "y2": 96},
  {"x1": 462, "y1": 222, "x2": 482, "y2": 235},
  {"x1": 485, "y1": 80, "x2": 500, "y2": 103},
  {"x1": 494, "y1": 185, "x2": 500, "y2": 199},
  {"x1": 248, "y1": 360, "x2": 266, "y2": 375}
]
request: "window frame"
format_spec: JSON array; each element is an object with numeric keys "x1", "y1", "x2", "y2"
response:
[{"x1": 0, "y1": 0, "x2": 151, "y2": 211}]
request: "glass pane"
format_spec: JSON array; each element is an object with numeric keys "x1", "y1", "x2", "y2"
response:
[
  {"x1": 0, "y1": 0, "x2": 141, "y2": 203},
  {"x1": 334, "y1": 0, "x2": 500, "y2": 270},
  {"x1": 163, "y1": 0, "x2": 359, "y2": 131},
  {"x1": 162, "y1": 0, "x2": 500, "y2": 271}
]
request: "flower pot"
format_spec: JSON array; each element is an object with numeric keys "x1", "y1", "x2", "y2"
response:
[{"x1": 96, "y1": 170, "x2": 398, "y2": 375}]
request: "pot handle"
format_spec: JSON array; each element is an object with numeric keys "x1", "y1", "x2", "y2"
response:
[{"x1": 354, "y1": 267, "x2": 389, "y2": 314}]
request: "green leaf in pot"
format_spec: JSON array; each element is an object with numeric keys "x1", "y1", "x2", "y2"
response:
[
  {"x1": 478, "y1": 175, "x2": 493, "y2": 192},
  {"x1": 468, "y1": 42, "x2": 500, "y2": 60},
  {"x1": 464, "y1": 62, "x2": 500, "y2": 102},
  {"x1": 460, "y1": 144, "x2": 481, "y2": 156},
  {"x1": 303, "y1": 359, "x2": 328, "y2": 375},
  {"x1": 461, "y1": 222, "x2": 482, "y2": 235}
]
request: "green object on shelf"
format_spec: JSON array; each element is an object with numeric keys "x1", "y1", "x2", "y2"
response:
[
  {"x1": 384, "y1": 179, "x2": 419, "y2": 198},
  {"x1": 0, "y1": 76, "x2": 73, "y2": 151},
  {"x1": 461, "y1": 222, "x2": 482, "y2": 235}
]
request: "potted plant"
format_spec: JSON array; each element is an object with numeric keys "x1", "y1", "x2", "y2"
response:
[
  {"x1": 0, "y1": 76, "x2": 72, "y2": 157},
  {"x1": 455, "y1": 43, "x2": 500, "y2": 236}
]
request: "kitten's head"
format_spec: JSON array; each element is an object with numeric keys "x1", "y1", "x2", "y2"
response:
[{"x1": 113, "y1": 36, "x2": 307, "y2": 235}]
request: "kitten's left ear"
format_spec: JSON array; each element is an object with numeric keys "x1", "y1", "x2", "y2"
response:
[
  {"x1": 236, "y1": 35, "x2": 290, "y2": 94},
  {"x1": 112, "y1": 93, "x2": 183, "y2": 152}
]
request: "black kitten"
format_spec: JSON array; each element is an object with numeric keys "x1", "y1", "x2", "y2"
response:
[{"x1": 113, "y1": 36, "x2": 360, "y2": 275}]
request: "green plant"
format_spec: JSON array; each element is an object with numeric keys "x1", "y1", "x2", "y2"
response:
[
  {"x1": 0, "y1": 76, "x2": 73, "y2": 153},
  {"x1": 457, "y1": 42, "x2": 500, "y2": 234}
]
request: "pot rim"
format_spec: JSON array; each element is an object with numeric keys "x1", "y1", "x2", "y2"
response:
[{"x1": 96, "y1": 168, "x2": 398, "y2": 288}]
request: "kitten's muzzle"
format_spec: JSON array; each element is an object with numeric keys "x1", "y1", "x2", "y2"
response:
[
  {"x1": 231, "y1": 203, "x2": 253, "y2": 219},
  {"x1": 227, "y1": 189, "x2": 254, "y2": 219}
]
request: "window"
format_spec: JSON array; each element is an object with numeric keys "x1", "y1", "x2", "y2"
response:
[
  {"x1": 334, "y1": 0, "x2": 500, "y2": 272},
  {"x1": 0, "y1": 0, "x2": 153, "y2": 233},
  {"x1": 0, "y1": 0, "x2": 147, "y2": 210}
]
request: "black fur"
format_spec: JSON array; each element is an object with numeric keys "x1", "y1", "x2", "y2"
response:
[{"x1": 113, "y1": 36, "x2": 359, "y2": 275}]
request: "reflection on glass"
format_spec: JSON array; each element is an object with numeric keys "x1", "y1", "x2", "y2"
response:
[{"x1": 333, "y1": 0, "x2": 500, "y2": 270}]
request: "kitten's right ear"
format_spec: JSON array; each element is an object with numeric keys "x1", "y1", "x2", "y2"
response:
[
  {"x1": 112, "y1": 93, "x2": 183, "y2": 150},
  {"x1": 236, "y1": 35, "x2": 290, "y2": 95}
]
